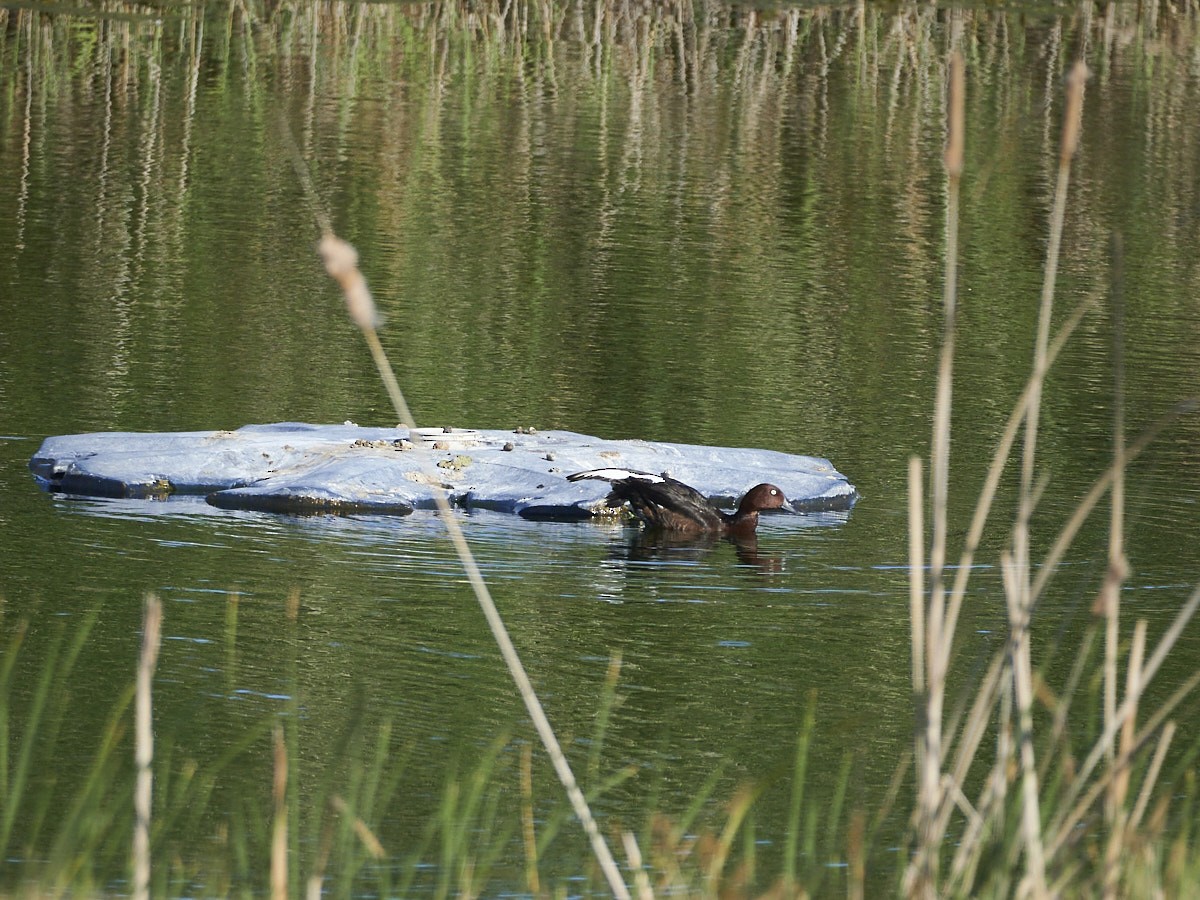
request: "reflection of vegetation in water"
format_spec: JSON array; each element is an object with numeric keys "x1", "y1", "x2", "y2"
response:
[
  {"x1": 2, "y1": 1, "x2": 1197, "y2": 437},
  {"x1": 5, "y1": 1, "x2": 1197, "y2": 219}
]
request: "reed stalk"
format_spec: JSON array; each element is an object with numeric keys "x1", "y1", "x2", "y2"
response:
[
  {"x1": 1005, "y1": 59, "x2": 1086, "y2": 897},
  {"x1": 316, "y1": 230, "x2": 632, "y2": 899},
  {"x1": 622, "y1": 829, "x2": 655, "y2": 900},
  {"x1": 908, "y1": 455, "x2": 925, "y2": 731},
  {"x1": 1100, "y1": 232, "x2": 1129, "y2": 900},
  {"x1": 907, "y1": 50, "x2": 963, "y2": 900},
  {"x1": 132, "y1": 593, "x2": 162, "y2": 900},
  {"x1": 1047, "y1": 582, "x2": 1200, "y2": 852},
  {"x1": 1130, "y1": 721, "x2": 1176, "y2": 833},
  {"x1": 306, "y1": 814, "x2": 336, "y2": 900},
  {"x1": 940, "y1": 294, "x2": 1099, "y2": 648},
  {"x1": 519, "y1": 742, "x2": 541, "y2": 895},
  {"x1": 1049, "y1": 667, "x2": 1200, "y2": 860},
  {"x1": 1118, "y1": 616, "x2": 1148, "y2": 761},
  {"x1": 896, "y1": 50, "x2": 1198, "y2": 897},
  {"x1": 271, "y1": 724, "x2": 288, "y2": 900}
]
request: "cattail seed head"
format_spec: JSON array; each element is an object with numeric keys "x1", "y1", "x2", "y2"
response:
[
  {"x1": 944, "y1": 52, "x2": 965, "y2": 178},
  {"x1": 1060, "y1": 61, "x2": 1088, "y2": 165},
  {"x1": 319, "y1": 233, "x2": 381, "y2": 331}
]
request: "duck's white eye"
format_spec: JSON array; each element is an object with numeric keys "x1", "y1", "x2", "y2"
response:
[{"x1": 771, "y1": 489, "x2": 779, "y2": 496}]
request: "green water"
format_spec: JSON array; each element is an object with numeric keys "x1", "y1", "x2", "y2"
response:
[{"x1": 2, "y1": 1, "x2": 1199, "y2": 894}]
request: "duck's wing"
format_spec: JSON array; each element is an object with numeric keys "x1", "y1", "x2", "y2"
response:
[
  {"x1": 566, "y1": 468, "x2": 664, "y2": 484},
  {"x1": 567, "y1": 469, "x2": 723, "y2": 531},
  {"x1": 610, "y1": 476, "x2": 725, "y2": 532}
]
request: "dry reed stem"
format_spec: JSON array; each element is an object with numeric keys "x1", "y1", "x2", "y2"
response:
[
  {"x1": 306, "y1": 816, "x2": 335, "y2": 900},
  {"x1": 949, "y1": 420, "x2": 1200, "y2": 867},
  {"x1": 1015, "y1": 60, "x2": 1089, "y2": 529},
  {"x1": 947, "y1": 735, "x2": 1001, "y2": 889},
  {"x1": 622, "y1": 831, "x2": 655, "y2": 900},
  {"x1": 1006, "y1": 61, "x2": 1087, "y2": 898},
  {"x1": 908, "y1": 456, "x2": 925, "y2": 701},
  {"x1": 948, "y1": 678, "x2": 1015, "y2": 893},
  {"x1": 271, "y1": 724, "x2": 288, "y2": 900},
  {"x1": 316, "y1": 232, "x2": 632, "y2": 900},
  {"x1": 945, "y1": 652, "x2": 1006, "y2": 818},
  {"x1": 133, "y1": 593, "x2": 162, "y2": 900},
  {"x1": 1048, "y1": 667, "x2": 1200, "y2": 860},
  {"x1": 1129, "y1": 721, "x2": 1176, "y2": 832},
  {"x1": 1100, "y1": 231, "x2": 1129, "y2": 900},
  {"x1": 906, "y1": 451, "x2": 937, "y2": 884},
  {"x1": 1059, "y1": 60, "x2": 1086, "y2": 164},
  {"x1": 1102, "y1": 619, "x2": 1147, "y2": 891},
  {"x1": 519, "y1": 742, "x2": 540, "y2": 896},
  {"x1": 306, "y1": 803, "x2": 340, "y2": 900},
  {"x1": 1100, "y1": 554, "x2": 1126, "y2": 732},
  {"x1": 903, "y1": 51, "x2": 1190, "y2": 896},
  {"x1": 1118, "y1": 620, "x2": 1147, "y2": 776},
  {"x1": 330, "y1": 794, "x2": 386, "y2": 858},
  {"x1": 998, "y1": 546, "x2": 1047, "y2": 897},
  {"x1": 1039, "y1": 625, "x2": 1098, "y2": 784},
  {"x1": 917, "y1": 58, "x2": 1101, "y2": 900},
  {"x1": 940, "y1": 296, "x2": 1097, "y2": 663},
  {"x1": 1030, "y1": 402, "x2": 1194, "y2": 605},
  {"x1": 1051, "y1": 582, "x2": 1200, "y2": 841},
  {"x1": 943, "y1": 52, "x2": 964, "y2": 178},
  {"x1": 908, "y1": 50, "x2": 965, "y2": 900}
]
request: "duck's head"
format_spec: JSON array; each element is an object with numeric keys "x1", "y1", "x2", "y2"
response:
[{"x1": 737, "y1": 483, "x2": 796, "y2": 516}]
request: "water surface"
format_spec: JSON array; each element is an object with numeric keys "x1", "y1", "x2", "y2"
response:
[{"x1": 1, "y1": 1, "x2": 1199, "y2": 893}]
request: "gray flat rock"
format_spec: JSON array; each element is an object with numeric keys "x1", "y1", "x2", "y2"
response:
[{"x1": 29, "y1": 422, "x2": 857, "y2": 520}]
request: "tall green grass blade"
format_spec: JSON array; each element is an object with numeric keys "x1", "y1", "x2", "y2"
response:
[
  {"x1": 1, "y1": 625, "x2": 63, "y2": 851},
  {"x1": 783, "y1": 690, "x2": 817, "y2": 887},
  {"x1": 742, "y1": 803, "x2": 757, "y2": 888},
  {"x1": 284, "y1": 590, "x2": 302, "y2": 897},
  {"x1": 586, "y1": 654, "x2": 623, "y2": 790},
  {"x1": 0, "y1": 619, "x2": 29, "y2": 802},
  {"x1": 807, "y1": 749, "x2": 855, "y2": 894},
  {"x1": 803, "y1": 801, "x2": 819, "y2": 875},
  {"x1": 673, "y1": 765, "x2": 727, "y2": 846},
  {"x1": 46, "y1": 683, "x2": 135, "y2": 893},
  {"x1": 536, "y1": 761, "x2": 638, "y2": 858}
]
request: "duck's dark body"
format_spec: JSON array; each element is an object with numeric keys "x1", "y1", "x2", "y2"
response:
[{"x1": 567, "y1": 468, "x2": 793, "y2": 535}]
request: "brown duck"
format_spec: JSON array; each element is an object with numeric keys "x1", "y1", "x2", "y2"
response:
[{"x1": 567, "y1": 468, "x2": 795, "y2": 535}]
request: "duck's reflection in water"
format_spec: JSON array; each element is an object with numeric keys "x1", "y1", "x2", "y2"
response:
[{"x1": 615, "y1": 529, "x2": 785, "y2": 575}]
